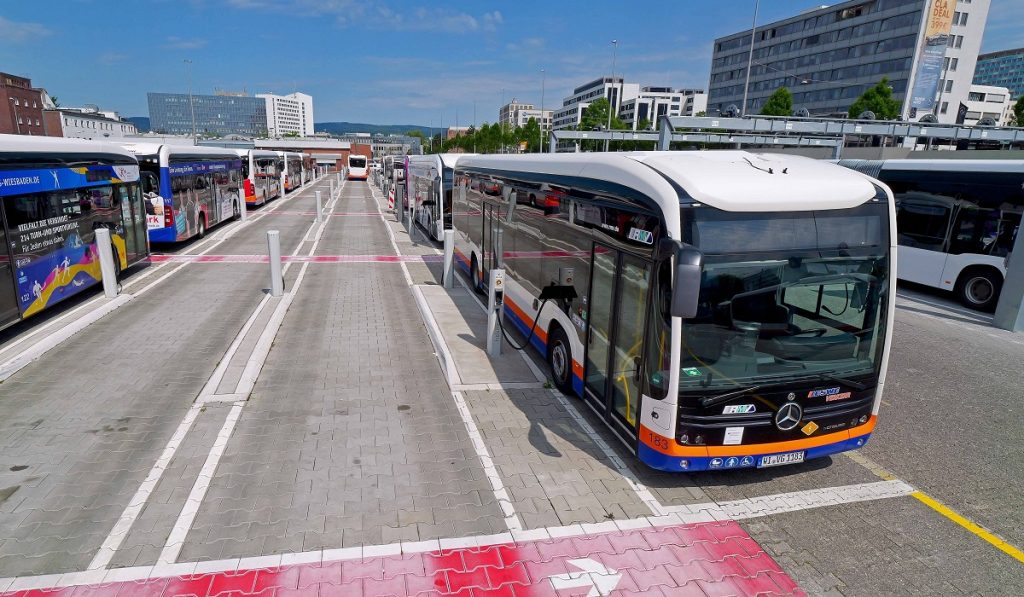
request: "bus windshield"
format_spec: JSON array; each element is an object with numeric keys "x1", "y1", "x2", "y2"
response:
[
  {"x1": 671, "y1": 203, "x2": 890, "y2": 392},
  {"x1": 350, "y1": 157, "x2": 366, "y2": 168}
]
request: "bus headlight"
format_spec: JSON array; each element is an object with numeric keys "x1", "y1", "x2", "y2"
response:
[{"x1": 859, "y1": 415, "x2": 868, "y2": 424}]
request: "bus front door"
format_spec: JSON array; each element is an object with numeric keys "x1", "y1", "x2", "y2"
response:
[
  {"x1": 0, "y1": 223, "x2": 22, "y2": 327},
  {"x1": 584, "y1": 244, "x2": 652, "y2": 436}
]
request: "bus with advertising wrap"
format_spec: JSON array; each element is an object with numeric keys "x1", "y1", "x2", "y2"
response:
[
  {"x1": 0, "y1": 135, "x2": 149, "y2": 331},
  {"x1": 454, "y1": 152, "x2": 896, "y2": 472},
  {"x1": 235, "y1": 149, "x2": 282, "y2": 207},
  {"x1": 124, "y1": 143, "x2": 243, "y2": 243},
  {"x1": 840, "y1": 159, "x2": 1023, "y2": 311},
  {"x1": 407, "y1": 153, "x2": 475, "y2": 241}
]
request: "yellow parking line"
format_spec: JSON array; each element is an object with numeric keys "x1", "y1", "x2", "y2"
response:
[
  {"x1": 911, "y1": 491, "x2": 1024, "y2": 565},
  {"x1": 845, "y1": 451, "x2": 1024, "y2": 565}
]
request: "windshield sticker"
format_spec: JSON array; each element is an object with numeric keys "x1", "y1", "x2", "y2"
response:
[
  {"x1": 826, "y1": 392, "x2": 853, "y2": 402},
  {"x1": 723, "y1": 427, "x2": 744, "y2": 445},
  {"x1": 723, "y1": 404, "x2": 756, "y2": 414},
  {"x1": 808, "y1": 387, "x2": 841, "y2": 398},
  {"x1": 682, "y1": 367, "x2": 702, "y2": 378},
  {"x1": 627, "y1": 227, "x2": 654, "y2": 244},
  {"x1": 801, "y1": 421, "x2": 819, "y2": 436}
]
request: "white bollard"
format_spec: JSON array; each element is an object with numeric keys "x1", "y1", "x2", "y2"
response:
[
  {"x1": 443, "y1": 230, "x2": 455, "y2": 289},
  {"x1": 315, "y1": 191, "x2": 323, "y2": 223},
  {"x1": 239, "y1": 188, "x2": 248, "y2": 223},
  {"x1": 267, "y1": 230, "x2": 283, "y2": 297},
  {"x1": 94, "y1": 228, "x2": 118, "y2": 298}
]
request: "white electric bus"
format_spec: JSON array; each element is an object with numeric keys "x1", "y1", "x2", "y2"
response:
[
  {"x1": 283, "y1": 152, "x2": 304, "y2": 192},
  {"x1": 407, "y1": 153, "x2": 475, "y2": 241},
  {"x1": 840, "y1": 159, "x2": 1023, "y2": 311},
  {"x1": 348, "y1": 154, "x2": 368, "y2": 180},
  {"x1": 454, "y1": 152, "x2": 896, "y2": 472},
  {"x1": 234, "y1": 149, "x2": 282, "y2": 207}
]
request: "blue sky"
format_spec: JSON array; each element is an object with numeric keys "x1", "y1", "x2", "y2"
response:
[{"x1": 1, "y1": 0, "x2": 1022, "y2": 126}]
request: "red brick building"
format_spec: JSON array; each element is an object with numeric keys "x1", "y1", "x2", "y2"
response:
[{"x1": 1, "y1": 72, "x2": 51, "y2": 136}]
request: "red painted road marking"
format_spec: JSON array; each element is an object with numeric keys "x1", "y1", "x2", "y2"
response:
[
  {"x1": 256, "y1": 211, "x2": 384, "y2": 217},
  {"x1": 0, "y1": 521, "x2": 803, "y2": 596},
  {"x1": 150, "y1": 254, "x2": 444, "y2": 264}
]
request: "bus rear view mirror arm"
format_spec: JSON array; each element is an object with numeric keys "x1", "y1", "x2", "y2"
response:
[{"x1": 672, "y1": 246, "x2": 704, "y2": 320}]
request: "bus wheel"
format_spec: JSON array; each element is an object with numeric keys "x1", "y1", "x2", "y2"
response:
[
  {"x1": 956, "y1": 268, "x2": 1002, "y2": 312},
  {"x1": 470, "y1": 254, "x2": 484, "y2": 295},
  {"x1": 197, "y1": 214, "x2": 207, "y2": 239},
  {"x1": 547, "y1": 326, "x2": 574, "y2": 395}
]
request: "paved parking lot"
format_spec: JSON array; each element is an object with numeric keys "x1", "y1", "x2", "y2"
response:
[{"x1": 0, "y1": 176, "x2": 1021, "y2": 596}]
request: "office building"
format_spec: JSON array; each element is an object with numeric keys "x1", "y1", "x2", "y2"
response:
[
  {"x1": 1, "y1": 72, "x2": 49, "y2": 136},
  {"x1": 257, "y1": 92, "x2": 314, "y2": 137},
  {"x1": 44, "y1": 106, "x2": 137, "y2": 140},
  {"x1": 973, "y1": 47, "x2": 1024, "y2": 99},
  {"x1": 708, "y1": 0, "x2": 990, "y2": 124},
  {"x1": 620, "y1": 88, "x2": 708, "y2": 130},
  {"x1": 552, "y1": 77, "x2": 640, "y2": 130},
  {"x1": 961, "y1": 84, "x2": 1013, "y2": 126},
  {"x1": 148, "y1": 92, "x2": 268, "y2": 137},
  {"x1": 499, "y1": 99, "x2": 553, "y2": 132}
]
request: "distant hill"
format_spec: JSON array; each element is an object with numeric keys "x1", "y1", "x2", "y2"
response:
[
  {"x1": 315, "y1": 122, "x2": 443, "y2": 137},
  {"x1": 127, "y1": 117, "x2": 150, "y2": 133}
]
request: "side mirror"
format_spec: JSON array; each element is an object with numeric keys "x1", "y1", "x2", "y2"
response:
[{"x1": 671, "y1": 246, "x2": 704, "y2": 319}]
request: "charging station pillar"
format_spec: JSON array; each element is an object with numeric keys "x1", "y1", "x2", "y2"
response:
[
  {"x1": 994, "y1": 225, "x2": 1024, "y2": 332},
  {"x1": 486, "y1": 268, "x2": 505, "y2": 357}
]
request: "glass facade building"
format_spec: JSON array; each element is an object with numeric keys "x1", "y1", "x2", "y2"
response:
[
  {"x1": 147, "y1": 93, "x2": 268, "y2": 137},
  {"x1": 707, "y1": 0, "x2": 988, "y2": 122},
  {"x1": 973, "y1": 48, "x2": 1024, "y2": 100}
]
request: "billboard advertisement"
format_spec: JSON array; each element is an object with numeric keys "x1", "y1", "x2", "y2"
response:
[{"x1": 909, "y1": 0, "x2": 955, "y2": 111}]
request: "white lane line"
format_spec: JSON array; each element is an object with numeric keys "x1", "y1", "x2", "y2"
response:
[
  {"x1": 86, "y1": 404, "x2": 204, "y2": 570},
  {"x1": 895, "y1": 291, "x2": 994, "y2": 322},
  {"x1": 156, "y1": 401, "x2": 245, "y2": 566},
  {"x1": 662, "y1": 479, "x2": 915, "y2": 522},
  {"x1": 377, "y1": 185, "x2": 521, "y2": 532},
  {"x1": 85, "y1": 183, "x2": 334, "y2": 570},
  {"x1": 452, "y1": 273, "x2": 669, "y2": 517},
  {"x1": 2, "y1": 478, "x2": 917, "y2": 592}
]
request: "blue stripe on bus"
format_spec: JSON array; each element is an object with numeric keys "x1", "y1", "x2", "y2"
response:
[{"x1": 637, "y1": 433, "x2": 873, "y2": 472}]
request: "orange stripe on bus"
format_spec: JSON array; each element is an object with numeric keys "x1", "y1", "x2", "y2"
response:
[
  {"x1": 503, "y1": 296, "x2": 548, "y2": 344},
  {"x1": 639, "y1": 415, "x2": 877, "y2": 458}
]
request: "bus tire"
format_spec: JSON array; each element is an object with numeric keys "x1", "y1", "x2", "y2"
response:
[
  {"x1": 470, "y1": 254, "x2": 484, "y2": 295},
  {"x1": 955, "y1": 267, "x2": 1002, "y2": 312},
  {"x1": 547, "y1": 325, "x2": 575, "y2": 395},
  {"x1": 197, "y1": 213, "x2": 207, "y2": 239}
]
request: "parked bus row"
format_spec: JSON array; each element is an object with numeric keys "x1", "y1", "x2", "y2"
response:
[{"x1": 0, "y1": 135, "x2": 316, "y2": 332}]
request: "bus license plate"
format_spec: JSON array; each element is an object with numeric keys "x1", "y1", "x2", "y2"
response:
[{"x1": 759, "y1": 451, "x2": 805, "y2": 468}]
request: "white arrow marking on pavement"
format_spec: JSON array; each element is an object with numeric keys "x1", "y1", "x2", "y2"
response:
[{"x1": 548, "y1": 558, "x2": 622, "y2": 596}]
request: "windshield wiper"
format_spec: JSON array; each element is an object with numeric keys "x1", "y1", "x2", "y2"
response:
[
  {"x1": 700, "y1": 385, "x2": 762, "y2": 408},
  {"x1": 814, "y1": 373, "x2": 870, "y2": 391}
]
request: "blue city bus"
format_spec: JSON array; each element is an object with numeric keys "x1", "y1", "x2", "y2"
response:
[
  {"x1": 123, "y1": 143, "x2": 243, "y2": 243},
  {"x1": 0, "y1": 135, "x2": 149, "y2": 330}
]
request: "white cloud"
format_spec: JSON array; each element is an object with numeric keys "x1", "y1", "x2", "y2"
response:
[
  {"x1": 164, "y1": 36, "x2": 208, "y2": 50},
  {"x1": 98, "y1": 52, "x2": 127, "y2": 65},
  {"x1": 222, "y1": 0, "x2": 497, "y2": 34},
  {"x1": 0, "y1": 16, "x2": 52, "y2": 43}
]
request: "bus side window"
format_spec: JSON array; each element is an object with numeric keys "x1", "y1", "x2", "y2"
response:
[
  {"x1": 948, "y1": 205, "x2": 1000, "y2": 255},
  {"x1": 141, "y1": 172, "x2": 159, "y2": 196},
  {"x1": 895, "y1": 197, "x2": 950, "y2": 251}
]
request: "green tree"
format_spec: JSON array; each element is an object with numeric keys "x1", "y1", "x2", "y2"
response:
[
  {"x1": 848, "y1": 77, "x2": 901, "y2": 120},
  {"x1": 521, "y1": 117, "x2": 542, "y2": 152},
  {"x1": 760, "y1": 87, "x2": 793, "y2": 116},
  {"x1": 283, "y1": 131, "x2": 300, "y2": 138},
  {"x1": 577, "y1": 98, "x2": 628, "y2": 151},
  {"x1": 1012, "y1": 96, "x2": 1024, "y2": 127}
]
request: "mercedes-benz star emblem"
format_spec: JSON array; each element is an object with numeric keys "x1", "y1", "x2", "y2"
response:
[{"x1": 775, "y1": 402, "x2": 803, "y2": 431}]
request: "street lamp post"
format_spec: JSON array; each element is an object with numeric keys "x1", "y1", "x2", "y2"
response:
[
  {"x1": 740, "y1": 0, "x2": 760, "y2": 117},
  {"x1": 500, "y1": 88, "x2": 505, "y2": 154},
  {"x1": 540, "y1": 68, "x2": 546, "y2": 153},
  {"x1": 9, "y1": 98, "x2": 21, "y2": 135},
  {"x1": 605, "y1": 40, "x2": 618, "y2": 152},
  {"x1": 184, "y1": 59, "x2": 197, "y2": 142}
]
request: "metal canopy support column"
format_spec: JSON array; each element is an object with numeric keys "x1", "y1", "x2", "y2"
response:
[
  {"x1": 658, "y1": 116, "x2": 672, "y2": 151},
  {"x1": 993, "y1": 229, "x2": 1024, "y2": 332}
]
